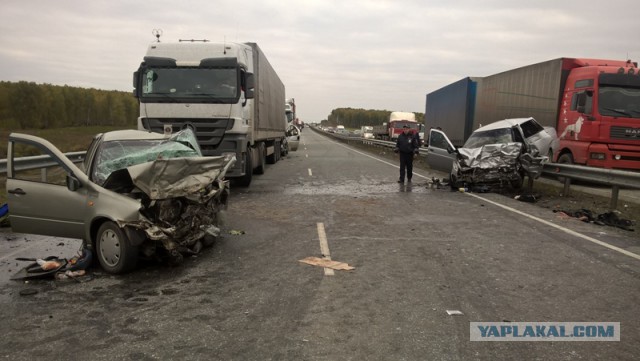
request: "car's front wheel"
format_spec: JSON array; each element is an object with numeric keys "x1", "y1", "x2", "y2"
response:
[{"x1": 96, "y1": 221, "x2": 138, "y2": 274}]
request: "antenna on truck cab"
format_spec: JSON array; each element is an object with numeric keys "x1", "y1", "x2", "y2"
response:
[{"x1": 152, "y1": 29, "x2": 163, "y2": 42}]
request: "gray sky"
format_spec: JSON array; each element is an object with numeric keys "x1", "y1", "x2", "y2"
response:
[{"x1": 1, "y1": 0, "x2": 638, "y2": 122}]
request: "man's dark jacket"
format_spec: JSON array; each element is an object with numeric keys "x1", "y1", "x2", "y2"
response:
[{"x1": 395, "y1": 132, "x2": 419, "y2": 154}]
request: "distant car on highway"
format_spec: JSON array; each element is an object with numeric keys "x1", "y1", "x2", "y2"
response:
[
  {"x1": 427, "y1": 117, "x2": 558, "y2": 189},
  {"x1": 5, "y1": 129, "x2": 234, "y2": 274}
]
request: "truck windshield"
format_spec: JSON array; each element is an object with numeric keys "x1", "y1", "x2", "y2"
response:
[
  {"x1": 598, "y1": 86, "x2": 640, "y2": 119},
  {"x1": 393, "y1": 122, "x2": 419, "y2": 129},
  {"x1": 140, "y1": 68, "x2": 239, "y2": 101}
]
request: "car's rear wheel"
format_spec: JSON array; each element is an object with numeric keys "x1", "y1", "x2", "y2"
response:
[{"x1": 96, "y1": 221, "x2": 138, "y2": 274}]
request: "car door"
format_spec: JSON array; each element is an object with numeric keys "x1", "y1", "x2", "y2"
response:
[
  {"x1": 6, "y1": 133, "x2": 90, "y2": 239},
  {"x1": 426, "y1": 129, "x2": 457, "y2": 173},
  {"x1": 286, "y1": 125, "x2": 300, "y2": 151}
]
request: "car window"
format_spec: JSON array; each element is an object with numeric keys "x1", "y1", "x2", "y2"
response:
[
  {"x1": 429, "y1": 131, "x2": 448, "y2": 150},
  {"x1": 10, "y1": 141, "x2": 70, "y2": 186},
  {"x1": 520, "y1": 119, "x2": 544, "y2": 138}
]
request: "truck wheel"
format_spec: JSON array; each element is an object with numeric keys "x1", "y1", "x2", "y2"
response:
[
  {"x1": 236, "y1": 151, "x2": 253, "y2": 187},
  {"x1": 254, "y1": 143, "x2": 266, "y2": 175},
  {"x1": 557, "y1": 153, "x2": 573, "y2": 165},
  {"x1": 96, "y1": 221, "x2": 138, "y2": 274}
]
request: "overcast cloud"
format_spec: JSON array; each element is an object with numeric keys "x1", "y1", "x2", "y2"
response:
[{"x1": 1, "y1": 0, "x2": 638, "y2": 122}]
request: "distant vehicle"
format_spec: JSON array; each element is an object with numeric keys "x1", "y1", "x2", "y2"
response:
[
  {"x1": 5, "y1": 129, "x2": 234, "y2": 274},
  {"x1": 361, "y1": 126, "x2": 374, "y2": 139},
  {"x1": 133, "y1": 41, "x2": 286, "y2": 187},
  {"x1": 372, "y1": 111, "x2": 419, "y2": 140},
  {"x1": 336, "y1": 125, "x2": 345, "y2": 130},
  {"x1": 427, "y1": 117, "x2": 558, "y2": 189},
  {"x1": 285, "y1": 98, "x2": 296, "y2": 124},
  {"x1": 425, "y1": 58, "x2": 640, "y2": 170}
]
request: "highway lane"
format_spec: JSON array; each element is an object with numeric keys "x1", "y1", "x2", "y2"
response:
[{"x1": 0, "y1": 129, "x2": 639, "y2": 360}]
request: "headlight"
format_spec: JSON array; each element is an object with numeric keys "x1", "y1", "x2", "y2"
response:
[
  {"x1": 589, "y1": 152, "x2": 605, "y2": 160},
  {"x1": 614, "y1": 154, "x2": 622, "y2": 160},
  {"x1": 222, "y1": 152, "x2": 236, "y2": 162}
]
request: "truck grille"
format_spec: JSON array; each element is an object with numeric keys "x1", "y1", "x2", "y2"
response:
[
  {"x1": 610, "y1": 126, "x2": 640, "y2": 140},
  {"x1": 142, "y1": 118, "x2": 233, "y2": 148}
]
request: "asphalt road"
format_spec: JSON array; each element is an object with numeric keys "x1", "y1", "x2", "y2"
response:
[{"x1": 1, "y1": 129, "x2": 639, "y2": 360}]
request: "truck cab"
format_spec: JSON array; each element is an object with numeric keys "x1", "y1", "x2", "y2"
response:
[{"x1": 556, "y1": 60, "x2": 640, "y2": 170}]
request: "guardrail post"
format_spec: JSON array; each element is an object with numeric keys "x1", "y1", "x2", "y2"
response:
[
  {"x1": 40, "y1": 168, "x2": 47, "y2": 182},
  {"x1": 610, "y1": 186, "x2": 619, "y2": 210},
  {"x1": 563, "y1": 177, "x2": 571, "y2": 196}
]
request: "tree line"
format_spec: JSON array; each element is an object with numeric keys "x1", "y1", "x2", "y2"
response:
[
  {"x1": 324, "y1": 107, "x2": 425, "y2": 129},
  {"x1": 0, "y1": 81, "x2": 138, "y2": 130}
]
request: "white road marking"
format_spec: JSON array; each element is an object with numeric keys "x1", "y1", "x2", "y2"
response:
[
  {"x1": 316, "y1": 222, "x2": 334, "y2": 276},
  {"x1": 324, "y1": 133, "x2": 640, "y2": 261},
  {"x1": 306, "y1": 154, "x2": 308, "y2": 158},
  {"x1": 466, "y1": 193, "x2": 640, "y2": 261},
  {"x1": 308, "y1": 168, "x2": 313, "y2": 176}
]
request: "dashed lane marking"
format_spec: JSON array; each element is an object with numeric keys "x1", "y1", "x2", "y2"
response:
[{"x1": 317, "y1": 222, "x2": 334, "y2": 276}]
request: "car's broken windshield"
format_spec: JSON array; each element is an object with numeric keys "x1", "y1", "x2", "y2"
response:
[
  {"x1": 92, "y1": 131, "x2": 201, "y2": 186},
  {"x1": 463, "y1": 128, "x2": 513, "y2": 148}
]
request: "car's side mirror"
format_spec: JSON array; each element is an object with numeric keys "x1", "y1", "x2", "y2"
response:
[{"x1": 66, "y1": 175, "x2": 81, "y2": 191}]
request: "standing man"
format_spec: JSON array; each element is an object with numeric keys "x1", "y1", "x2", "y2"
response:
[{"x1": 393, "y1": 125, "x2": 420, "y2": 183}]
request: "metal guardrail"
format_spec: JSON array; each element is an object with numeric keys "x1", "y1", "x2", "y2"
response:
[
  {"x1": 0, "y1": 151, "x2": 86, "y2": 175},
  {"x1": 542, "y1": 163, "x2": 640, "y2": 209},
  {"x1": 313, "y1": 126, "x2": 639, "y2": 209}
]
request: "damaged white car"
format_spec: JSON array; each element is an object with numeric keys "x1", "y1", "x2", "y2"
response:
[
  {"x1": 6, "y1": 129, "x2": 234, "y2": 274},
  {"x1": 427, "y1": 117, "x2": 559, "y2": 190}
]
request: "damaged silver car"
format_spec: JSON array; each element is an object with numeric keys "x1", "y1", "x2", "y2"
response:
[
  {"x1": 6, "y1": 129, "x2": 234, "y2": 274},
  {"x1": 427, "y1": 117, "x2": 558, "y2": 190}
]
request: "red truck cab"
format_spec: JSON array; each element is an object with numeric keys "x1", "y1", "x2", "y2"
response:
[{"x1": 557, "y1": 58, "x2": 640, "y2": 170}]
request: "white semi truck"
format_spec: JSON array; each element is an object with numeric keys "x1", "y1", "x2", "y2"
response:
[{"x1": 133, "y1": 41, "x2": 286, "y2": 187}]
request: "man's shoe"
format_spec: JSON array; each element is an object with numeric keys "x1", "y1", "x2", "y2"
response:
[
  {"x1": 397, "y1": 179, "x2": 404, "y2": 183},
  {"x1": 407, "y1": 178, "x2": 412, "y2": 183}
]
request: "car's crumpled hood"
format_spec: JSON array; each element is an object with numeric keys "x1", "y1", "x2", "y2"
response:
[
  {"x1": 125, "y1": 156, "x2": 234, "y2": 201},
  {"x1": 455, "y1": 142, "x2": 548, "y2": 183},
  {"x1": 457, "y1": 143, "x2": 522, "y2": 170}
]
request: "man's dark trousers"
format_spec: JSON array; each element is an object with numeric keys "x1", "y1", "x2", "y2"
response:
[{"x1": 399, "y1": 152, "x2": 414, "y2": 182}]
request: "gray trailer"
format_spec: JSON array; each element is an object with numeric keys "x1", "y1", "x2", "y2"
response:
[
  {"x1": 247, "y1": 42, "x2": 286, "y2": 142},
  {"x1": 425, "y1": 77, "x2": 480, "y2": 147},
  {"x1": 473, "y1": 58, "x2": 566, "y2": 130}
]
